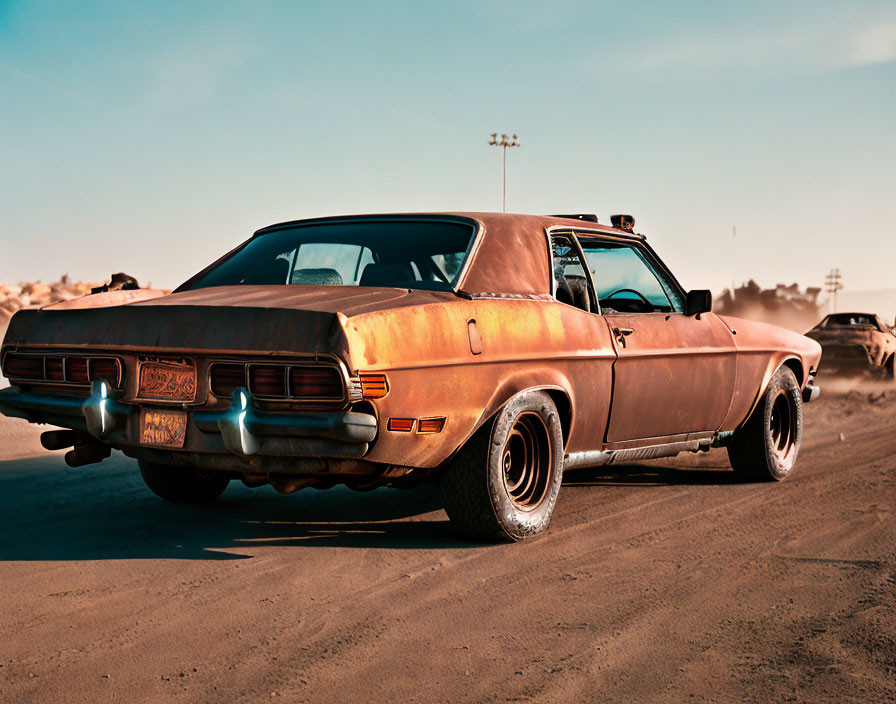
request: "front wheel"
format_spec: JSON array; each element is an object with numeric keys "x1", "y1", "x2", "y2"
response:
[
  {"x1": 437, "y1": 391, "x2": 564, "y2": 541},
  {"x1": 139, "y1": 460, "x2": 230, "y2": 504},
  {"x1": 727, "y1": 366, "x2": 803, "y2": 481}
]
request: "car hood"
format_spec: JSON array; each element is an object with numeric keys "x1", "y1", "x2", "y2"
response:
[{"x1": 2, "y1": 285, "x2": 458, "y2": 358}]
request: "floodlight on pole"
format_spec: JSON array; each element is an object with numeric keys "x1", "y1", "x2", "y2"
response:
[{"x1": 488, "y1": 132, "x2": 520, "y2": 212}]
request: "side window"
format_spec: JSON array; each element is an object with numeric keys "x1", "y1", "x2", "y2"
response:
[
  {"x1": 550, "y1": 235, "x2": 593, "y2": 312},
  {"x1": 580, "y1": 242, "x2": 684, "y2": 314}
]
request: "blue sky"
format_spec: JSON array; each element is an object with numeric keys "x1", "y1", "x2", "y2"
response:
[{"x1": 1, "y1": 0, "x2": 894, "y2": 295}]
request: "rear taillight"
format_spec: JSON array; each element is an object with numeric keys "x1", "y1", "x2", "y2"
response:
[
  {"x1": 65, "y1": 357, "x2": 89, "y2": 384},
  {"x1": 209, "y1": 363, "x2": 246, "y2": 397},
  {"x1": 3, "y1": 354, "x2": 44, "y2": 380},
  {"x1": 45, "y1": 357, "x2": 65, "y2": 381},
  {"x1": 1, "y1": 352, "x2": 122, "y2": 388},
  {"x1": 210, "y1": 361, "x2": 345, "y2": 401},
  {"x1": 88, "y1": 358, "x2": 121, "y2": 386},
  {"x1": 290, "y1": 367, "x2": 343, "y2": 399},
  {"x1": 249, "y1": 365, "x2": 287, "y2": 397}
]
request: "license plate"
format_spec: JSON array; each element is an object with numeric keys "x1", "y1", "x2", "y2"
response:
[
  {"x1": 140, "y1": 409, "x2": 187, "y2": 448},
  {"x1": 138, "y1": 359, "x2": 196, "y2": 401}
]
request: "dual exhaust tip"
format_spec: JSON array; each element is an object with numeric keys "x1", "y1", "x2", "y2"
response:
[{"x1": 40, "y1": 429, "x2": 111, "y2": 468}]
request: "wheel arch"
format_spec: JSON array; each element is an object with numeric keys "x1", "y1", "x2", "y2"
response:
[
  {"x1": 543, "y1": 388, "x2": 572, "y2": 448},
  {"x1": 781, "y1": 357, "x2": 805, "y2": 387},
  {"x1": 467, "y1": 371, "x2": 576, "y2": 451},
  {"x1": 735, "y1": 355, "x2": 805, "y2": 430}
]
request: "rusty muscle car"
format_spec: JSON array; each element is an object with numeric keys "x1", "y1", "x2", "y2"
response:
[
  {"x1": 805, "y1": 312, "x2": 896, "y2": 379},
  {"x1": 0, "y1": 213, "x2": 822, "y2": 541}
]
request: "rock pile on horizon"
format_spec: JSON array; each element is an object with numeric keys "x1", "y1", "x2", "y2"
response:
[{"x1": 0, "y1": 275, "x2": 104, "y2": 324}]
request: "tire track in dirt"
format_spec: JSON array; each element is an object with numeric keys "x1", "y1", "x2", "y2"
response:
[{"x1": 0, "y1": 391, "x2": 893, "y2": 703}]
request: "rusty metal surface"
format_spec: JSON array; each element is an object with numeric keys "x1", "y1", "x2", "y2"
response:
[
  {"x1": 340, "y1": 296, "x2": 615, "y2": 465},
  {"x1": 42, "y1": 288, "x2": 170, "y2": 310},
  {"x1": 0, "y1": 212, "x2": 825, "y2": 475},
  {"x1": 717, "y1": 315, "x2": 822, "y2": 430},
  {"x1": 602, "y1": 312, "x2": 737, "y2": 442},
  {"x1": 454, "y1": 213, "x2": 640, "y2": 297},
  {"x1": 805, "y1": 313, "x2": 896, "y2": 373}
]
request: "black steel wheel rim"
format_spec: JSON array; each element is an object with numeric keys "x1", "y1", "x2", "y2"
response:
[
  {"x1": 769, "y1": 389, "x2": 797, "y2": 464},
  {"x1": 501, "y1": 411, "x2": 552, "y2": 511}
]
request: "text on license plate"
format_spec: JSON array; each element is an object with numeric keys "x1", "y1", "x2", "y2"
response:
[
  {"x1": 140, "y1": 409, "x2": 187, "y2": 448},
  {"x1": 138, "y1": 360, "x2": 197, "y2": 401}
]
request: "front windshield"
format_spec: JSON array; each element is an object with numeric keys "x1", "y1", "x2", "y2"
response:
[
  {"x1": 823, "y1": 314, "x2": 878, "y2": 329},
  {"x1": 180, "y1": 219, "x2": 476, "y2": 292}
]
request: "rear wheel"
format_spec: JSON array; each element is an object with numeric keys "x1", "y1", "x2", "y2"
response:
[
  {"x1": 139, "y1": 460, "x2": 230, "y2": 504},
  {"x1": 437, "y1": 391, "x2": 564, "y2": 541},
  {"x1": 727, "y1": 366, "x2": 802, "y2": 481}
]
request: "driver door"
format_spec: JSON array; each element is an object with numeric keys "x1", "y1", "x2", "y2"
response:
[{"x1": 579, "y1": 238, "x2": 736, "y2": 444}]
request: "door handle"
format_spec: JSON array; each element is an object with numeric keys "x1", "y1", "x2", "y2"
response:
[{"x1": 613, "y1": 327, "x2": 635, "y2": 347}]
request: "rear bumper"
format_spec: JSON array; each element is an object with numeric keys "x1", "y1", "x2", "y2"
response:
[
  {"x1": 193, "y1": 389, "x2": 376, "y2": 455},
  {"x1": 0, "y1": 383, "x2": 377, "y2": 461}
]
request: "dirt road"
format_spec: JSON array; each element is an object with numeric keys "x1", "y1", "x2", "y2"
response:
[{"x1": 1, "y1": 387, "x2": 893, "y2": 703}]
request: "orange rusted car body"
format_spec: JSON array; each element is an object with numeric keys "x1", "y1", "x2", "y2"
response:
[
  {"x1": 0, "y1": 213, "x2": 822, "y2": 484},
  {"x1": 805, "y1": 312, "x2": 896, "y2": 377}
]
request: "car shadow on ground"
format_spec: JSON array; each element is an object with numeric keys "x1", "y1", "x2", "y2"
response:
[
  {"x1": 562, "y1": 460, "x2": 747, "y2": 487},
  {"x1": 0, "y1": 454, "x2": 470, "y2": 561},
  {"x1": 1, "y1": 451, "x2": 753, "y2": 561}
]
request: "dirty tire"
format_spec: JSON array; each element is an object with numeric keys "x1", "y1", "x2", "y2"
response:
[
  {"x1": 727, "y1": 366, "x2": 802, "y2": 481},
  {"x1": 437, "y1": 391, "x2": 564, "y2": 542},
  {"x1": 139, "y1": 460, "x2": 230, "y2": 504}
]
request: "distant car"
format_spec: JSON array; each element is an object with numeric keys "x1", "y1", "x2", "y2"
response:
[
  {"x1": 0, "y1": 213, "x2": 822, "y2": 541},
  {"x1": 806, "y1": 312, "x2": 896, "y2": 379}
]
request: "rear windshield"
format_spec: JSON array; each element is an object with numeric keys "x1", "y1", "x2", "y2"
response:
[{"x1": 179, "y1": 220, "x2": 476, "y2": 292}]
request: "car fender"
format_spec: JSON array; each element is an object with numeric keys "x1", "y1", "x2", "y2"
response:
[
  {"x1": 469, "y1": 368, "x2": 575, "y2": 450},
  {"x1": 717, "y1": 315, "x2": 820, "y2": 431},
  {"x1": 733, "y1": 354, "x2": 805, "y2": 430}
]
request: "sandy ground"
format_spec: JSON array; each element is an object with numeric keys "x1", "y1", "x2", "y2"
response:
[{"x1": 0, "y1": 386, "x2": 893, "y2": 703}]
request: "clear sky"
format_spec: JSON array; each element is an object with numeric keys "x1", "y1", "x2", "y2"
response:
[{"x1": 1, "y1": 1, "x2": 894, "y2": 295}]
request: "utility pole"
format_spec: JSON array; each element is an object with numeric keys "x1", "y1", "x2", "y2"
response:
[
  {"x1": 825, "y1": 268, "x2": 843, "y2": 313},
  {"x1": 731, "y1": 225, "x2": 736, "y2": 300},
  {"x1": 488, "y1": 132, "x2": 520, "y2": 212}
]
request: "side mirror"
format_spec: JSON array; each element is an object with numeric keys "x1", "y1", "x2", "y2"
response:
[{"x1": 686, "y1": 289, "x2": 712, "y2": 317}]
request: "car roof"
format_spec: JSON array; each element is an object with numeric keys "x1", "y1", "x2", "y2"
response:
[
  {"x1": 255, "y1": 212, "x2": 644, "y2": 240},
  {"x1": 253, "y1": 212, "x2": 647, "y2": 298}
]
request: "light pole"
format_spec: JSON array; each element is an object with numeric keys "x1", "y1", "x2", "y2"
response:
[
  {"x1": 825, "y1": 268, "x2": 843, "y2": 312},
  {"x1": 488, "y1": 132, "x2": 520, "y2": 212},
  {"x1": 731, "y1": 225, "x2": 736, "y2": 300}
]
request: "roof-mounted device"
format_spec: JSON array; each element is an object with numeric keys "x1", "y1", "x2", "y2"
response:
[{"x1": 610, "y1": 214, "x2": 635, "y2": 232}]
